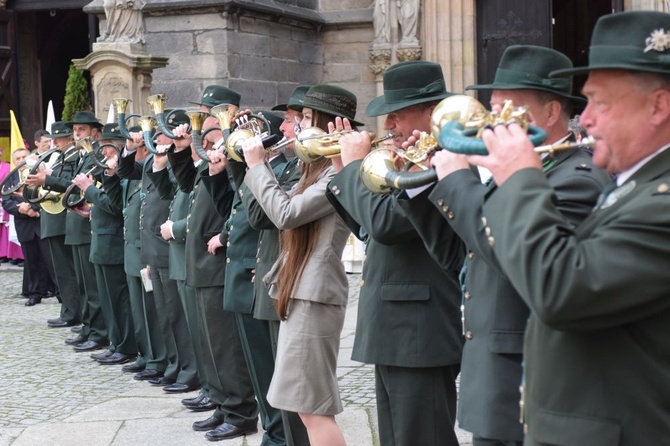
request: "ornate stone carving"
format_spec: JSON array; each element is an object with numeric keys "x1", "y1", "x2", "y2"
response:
[
  {"x1": 398, "y1": 0, "x2": 420, "y2": 46},
  {"x1": 369, "y1": 48, "x2": 392, "y2": 75},
  {"x1": 396, "y1": 47, "x2": 422, "y2": 62},
  {"x1": 483, "y1": 11, "x2": 542, "y2": 47},
  {"x1": 98, "y1": 0, "x2": 147, "y2": 44}
]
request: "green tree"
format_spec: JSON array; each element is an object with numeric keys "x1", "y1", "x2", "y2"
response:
[{"x1": 61, "y1": 63, "x2": 92, "y2": 121}]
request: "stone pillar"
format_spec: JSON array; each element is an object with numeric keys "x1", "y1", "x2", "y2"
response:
[
  {"x1": 73, "y1": 43, "x2": 168, "y2": 122},
  {"x1": 422, "y1": 0, "x2": 476, "y2": 95},
  {"x1": 626, "y1": 0, "x2": 666, "y2": 11}
]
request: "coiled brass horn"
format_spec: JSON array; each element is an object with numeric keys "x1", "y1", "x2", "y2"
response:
[
  {"x1": 138, "y1": 116, "x2": 159, "y2": 154},
  {"x1": 0, "y1": 162, "x2": 30, "y2": 196},
  {"x1": 23, "y1": 147, "x2": 78, "y2": 214},
  {"x1": 147, "y1": 94, "x2": 191, "y2": 140},
  {"x1": 188, "y1": 110, "x2": 214, "y2": 162},
  {"x1": 61, "y1": 144, "x2": 117, "y2": 212},
  {"x1": 111, "y1": 98, "x2": 141, "y2": 140}
]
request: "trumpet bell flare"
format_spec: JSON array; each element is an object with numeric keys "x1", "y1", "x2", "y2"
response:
[
  {"x1": 430, "y1": 95, "x2": 488, "y2": 139},
  {"x1": 360, "y1": 148, "x2": 399, "y2": 195}
]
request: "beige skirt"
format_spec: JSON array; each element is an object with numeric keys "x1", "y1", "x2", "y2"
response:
[{"x1": 267, "y1": 298, "x2": 347, "y2": 415}]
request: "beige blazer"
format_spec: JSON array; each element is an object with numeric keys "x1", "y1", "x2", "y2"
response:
[{"x1": 245, "y1": 163, "x2": 349, "y2": 306}]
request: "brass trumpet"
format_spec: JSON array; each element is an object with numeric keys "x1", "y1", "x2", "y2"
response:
[
  {"x1": 189, "y1": 103, "x2": 240, "y2": 162},
  {"x1": 225, "y1": 113, "x2": 281, "y2": 163},
  {"x1": 294, "y1": 129, "x2": 395, "y2": 164},
  {"x1": 359, "y1": 95, "x2": 586, "y2": 194}
]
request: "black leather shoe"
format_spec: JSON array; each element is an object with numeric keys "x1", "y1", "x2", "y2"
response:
[
  {"x1": 182, "y1": 391, "x2": 205, "y2": 406},
  {"x1": 133, "y1": 369, "x2": 163, "y2": 381},
  {"x1": 163, "y1": 382, "x2": 198, "y2": 393},
  {"x1": 204, "y1": 422, "x2": 258, "y2": 441},
  {"x1": 97, "y1": 352, "x2": 135, "y2": 365},
  {"x1": 148, "y1": 376, "x2": 176, "y2": 386},
  {"x1": 64, "y1": 334, "x2": 87, "y2": 345},
  {"x1": 25, "y1": 297, "x2": 42, "y2": 306},
  {"x1": 121, "y1": 362, "x2": 145, "y2": 373},
  {"x1": 192, "y1": 415, "x2": 223, "y2": 432},
  {"x1": 186, "y1": 397, "x2": 217, "y2": 412},
  {"x1": 48, "y1": 318, "x2": 80, "y2": 328},
  {"x1": 90, "y1": 349, "x2": 114, "y2": 360},
  {"x1": 73, "y1": 340, "x2": 110, "y2": 352},
  {"x1": 70, "y1": 326, "x2": 82, "y2": 334}
]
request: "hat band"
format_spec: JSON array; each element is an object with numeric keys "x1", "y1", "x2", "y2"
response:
[
  {"x1": 304, "y1": 93, "x2": 356, "y2": 120},
  {"x1": 494, "y1": 68, "x2": 571, "y2": 94},
  {"x1": 588, "y1": 44, "x2": 670, "y2": 69},
  {"x1": 383, "y1": 79, "x2": 447, "y2": 103}
]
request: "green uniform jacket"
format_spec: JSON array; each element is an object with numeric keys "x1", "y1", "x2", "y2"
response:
[
  {"x1": 106, "y1": 173, "x2": 143, "y2": 278},
  {"x1": 482, "y1": 148, "x2": 670, "y2": 445},
  {"x1": 327, "y1": 160, "x2": 464, "y2": 367},
  {"x1": 169, "y1": 148, "x2": 234, "y2": 288},
  {"x1": 84, "y1": 172, "x2": 125, "y2": 265},
  {"x1": 40, "y1": 146, "x2": 79, "y2": 239},
  {"x1": 146, "y1": 166, "x2": 189, "y2": 282},
  {"x1": 64, "y1": 152, "x2": 100, "y2": 246},
  {"x1": 117, "y1": 152, "x2": 171, "y2": 269},
  {"x1": 202, "y1": 161, "x2": 259, "y2": 314},
  {"x1": 399, "y1": 146, "x2": 611, "y2": 440}
]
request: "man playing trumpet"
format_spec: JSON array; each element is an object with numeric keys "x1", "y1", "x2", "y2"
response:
[{"x1": 398, "y1": 46, "x2": 611, "y2": 446}]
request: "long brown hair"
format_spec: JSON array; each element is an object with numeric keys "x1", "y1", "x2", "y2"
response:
[{"x1": 274, "y1": 110, "x2": 336, "y2": 320}]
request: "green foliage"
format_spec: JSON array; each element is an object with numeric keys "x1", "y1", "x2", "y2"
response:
[{"x1": 61, "y1": 63, "x2": 92, "y2": 121}]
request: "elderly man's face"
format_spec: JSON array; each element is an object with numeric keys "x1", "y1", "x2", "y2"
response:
[
  {"x1": 580, "y1": 70, "x2": 656, "y2": 174},
  {"x1": 383, "y1": 103, "x2": 434, "y2": 149}
]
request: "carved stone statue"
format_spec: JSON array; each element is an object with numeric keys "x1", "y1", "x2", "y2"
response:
[
  {"x1": 371, "y1": 0, "x2": 420, "y2": 46},
  {"x1": 397, "y1": 0, "x2": 420, "y2": 45},
  {"x1": 373, "y1": 0, "x2": 391, "y2": 44},
  {"x1": 98, "y1": 0, "x2": 146, "y2": 44}
]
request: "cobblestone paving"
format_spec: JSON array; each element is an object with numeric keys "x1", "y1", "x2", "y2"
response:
[{"x1": 0, "y1": 271, "x2": 132, "y2": 429}]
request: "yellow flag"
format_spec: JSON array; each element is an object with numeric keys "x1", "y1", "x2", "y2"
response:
[{"x1": 9, "y1": 110, "x2": 26, "y2": 169}]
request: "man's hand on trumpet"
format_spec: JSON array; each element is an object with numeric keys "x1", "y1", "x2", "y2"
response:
[
  {"x1": 72, "y1": 173, "x2": 95, "y2": 193},
  {"x1": 171, "y1": 123, "x2": 192, "y2": 152},
  {"x1": 468, "y1": 123, "x2": 541, "y2": 186},
  {"x1": 152, "y1": 145, "x2": 171, "y2": 170},
  {"x1": 207, "y1": 147, "x2": 228, "y2": 176},
  {"x1": 333, "y1": 116, "x2": 372, "y2": 171},
  {"x1": 400, "y1": 129, "x2": 469, "y2": 181}
]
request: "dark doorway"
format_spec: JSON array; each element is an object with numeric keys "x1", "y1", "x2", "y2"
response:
[
  {"x1": 475, "y1": 0, "x2": 623, "y2": 107},
  {"x1": 552, "y1": 0, "x2": 618, "y2": 98},
  {"x1": 36, "y1": 9, "x2": 92, "y2": 123}
]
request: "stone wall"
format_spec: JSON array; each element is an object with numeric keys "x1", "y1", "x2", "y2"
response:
[{"x1": 84, "y1": 0, "x2": 377, "y2": 129}]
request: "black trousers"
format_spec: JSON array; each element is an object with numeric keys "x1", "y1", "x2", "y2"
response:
[{"x1": 375, "y1": 364, "x2": 460, "y2": 446}]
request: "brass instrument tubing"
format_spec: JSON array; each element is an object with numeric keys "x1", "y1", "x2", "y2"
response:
[{"x1": 533, "y1": 136, "x2": 595, "y2": 154}]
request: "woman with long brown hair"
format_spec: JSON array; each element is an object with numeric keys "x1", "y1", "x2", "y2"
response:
[{"x1": 241, "y1": 84, "x2": 362, "y2": 446}]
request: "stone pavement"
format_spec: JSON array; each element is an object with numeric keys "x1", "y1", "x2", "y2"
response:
[{"x1": 0, "y1": 270, "x2": 473, "y2": 446}]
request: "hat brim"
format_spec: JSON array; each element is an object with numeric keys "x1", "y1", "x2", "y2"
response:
[
  {"x1": 365, "y1": 92, "x2": 453, "y2": 117},
  {"x1": 550, "y1": 64, "x2": 670, "y2": 78},
  {"x1": 466, "y1": 83, "x2": 587, "y2": 106},
  {"x1": 64, "y1": 122, "x2": 103, "y2": 129},
  {"x1": 303, "y1": 103, "x2": 365, "y2": 127},
  {"x1": 46, "y1": 131, "x2": 73, "y2": 138},
  {"x1": 272, "y1": 103, "x2": 288, "y2": 111}
]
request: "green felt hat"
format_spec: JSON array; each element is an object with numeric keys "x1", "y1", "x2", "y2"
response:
[
  {"x1": 190, "y1": 85, "x2": 241, "y2": 108},
  {"x1": 255, "y1": 110, "x2": 284, "y2": 140},
  {"x1": 467, "y1": 45, "x2": 585, "y2": 105},
  {"x1": 100, "y1": 123, "x2": 126, "y2": 141},
  {"x1": 366, "y1": 61, "x2": 454, "y2": 117},
  {"x1": 65, "y1": 110, "x2": 103, "y2": 129},
  {"x1": 298, "y1": 84, "x2": 364, "y2": 126},
  {"x1": 552, "y1": 11, "x2": 670, "y2": 77},
  {"x1": 165, "y1": 109, "x2": 189, "y2": 129},
  {"x1": 274, "y1": 85, "x2": 311, "y2": 111},
  {"x1": 46, "y1": 121, "x2": 73, "y2": 138}
]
